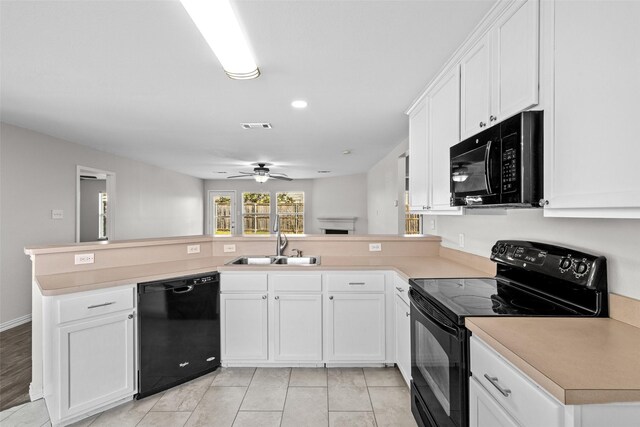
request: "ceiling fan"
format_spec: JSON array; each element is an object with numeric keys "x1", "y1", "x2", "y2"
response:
[{"x1": 227, "y1": 163, "x2": 293, "y2": 183}]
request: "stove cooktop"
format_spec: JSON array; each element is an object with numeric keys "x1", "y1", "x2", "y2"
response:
[{"x1": 409, "y1": 277, "x2": 582, "y2": 324}]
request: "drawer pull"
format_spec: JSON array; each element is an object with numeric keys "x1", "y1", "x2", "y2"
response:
[
  {"x1": 87, "y1": 301, "x2": 116, "y2": 309},
  {"x1": 179, "y1": 362, "x2": 189, "y2": 368},
  {"x1": 349, "y1": 282, "x2": 366, "y2": 286},
  {"x1": 484, "y1": 374, "x2": 512, "y2": 397},
  {"x1": 396, "y1": 287, "x2": 405, "y2": 292}
]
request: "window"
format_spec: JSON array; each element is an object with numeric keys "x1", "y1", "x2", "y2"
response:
[
  {"x1": 98, "y1": 192, "x2": 108, "y2": 240},
  {"x1": 242, "y1": 192, "x2": 271, "y2": 235},
  {"x1": 405, "y1": 156, "x2": 422, "y2": 235},
  {"x1": 277, "y1": 192, "x2": 304, "y2": 234}
]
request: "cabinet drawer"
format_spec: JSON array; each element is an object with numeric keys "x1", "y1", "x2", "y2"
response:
[
  {"x1": 325, "y1": 273, "x2": 385, "y2": 292},
  {"x1": 221, "y1": 273, "x2": 268, "y2": 292},
  {"x1": 57, "y1": 286, "x2": 134, "y2": 324},
  {"x1": 394, "y1": 276, "x2": 410, "y2": 304},
  {"x1": 470, "y1": 336, "x2": 563, "y2": 427},
  {"x1": 272, "y1": 274, "x2": 322, "y2": 292}
]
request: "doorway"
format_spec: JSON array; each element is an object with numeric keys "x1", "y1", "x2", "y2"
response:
[
  {"x1": 208, "y1": 191, "x2": 236, "y2": 236},
  {"x1": 76, "y1": 166, "x2": 116, "y2": 243}
]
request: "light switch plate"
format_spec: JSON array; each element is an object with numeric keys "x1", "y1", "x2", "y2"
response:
[
  {"x1": 187, "y1": 245, "x2": 200, "y2": 254},
  {"x1": 74, "y1": 253, "x2": 94, "y2": 265},
  {"x1": 223, "y1": 244, "x2": 236, "y2": 253},
  {"x1": 369, "y1": 243, "x2": 382, "y2": 252},
  {"x1": 51, "y1": 209, "x2": 63, "y2": 219}
]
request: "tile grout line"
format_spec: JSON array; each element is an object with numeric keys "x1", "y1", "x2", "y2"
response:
[
  {"x1": 279, "y1": 368, "x2": 292, "y2": 427},
  {"x1": 363, "y1": 368, "x2": 380, "y2": 427},
  {"x1": 230, "y1": 367, "x2": 257, "y2": 426},
  {"x1": 181, "y1": 369, "x2": 220, "y2": 427}
]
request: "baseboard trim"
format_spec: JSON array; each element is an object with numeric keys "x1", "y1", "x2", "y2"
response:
[
  {"x1": 0, "y1": 314, "x2": 31, "y2": 332},
  {"x1": 29, "y1": 383, "x2": 43, "y2": 401}
]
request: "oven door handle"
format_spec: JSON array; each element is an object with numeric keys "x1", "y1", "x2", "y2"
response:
[{"x1": 409, "y1": 289, "x2": 459, "y2": 337}]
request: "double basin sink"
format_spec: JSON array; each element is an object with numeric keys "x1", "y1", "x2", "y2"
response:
[{"x1": 226, "y1": 255, "x2": 320, "y2": 266}]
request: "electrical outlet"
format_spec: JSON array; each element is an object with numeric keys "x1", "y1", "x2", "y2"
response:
[
  {"x1": 369, "y1": 243, "x2": 382, "y2": 252},
  {"x1": 51, "y1": 209, "x2": 64, "y2": 219},
  {"x1": 187, "y1": 245, "x2": 200, "y2": 254},
  {"x1": 223, "y1": 244, "x2": 236, "y2": 253},
  {"x1": 458, "y1": 233, "x2": 465, "y2": 248},
  {"x1": 74, "y1": 253, "x2": 94, "y2": 265}
]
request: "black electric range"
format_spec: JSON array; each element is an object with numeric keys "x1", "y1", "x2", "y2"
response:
[{"x1": 408, "y1": 240, "x2": 608, "y2": 427}]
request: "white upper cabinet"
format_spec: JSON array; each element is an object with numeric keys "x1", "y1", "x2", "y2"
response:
[
  {"x1": 428, "y1": 66, "x2": 463, "y2": 214},
  {"x1": 491, "y1": 0, "x2": 539, "y2": 122},
  {"x1": 460, "y1": 35, "x2": 492, "y2": 140},
  {"x1": 461, "y1": 0, "x2": 540, "y2": 141},
  {"x1": 542, "y1": 0, "x2": 640, "y2": 217},
  {"x1": 408, "y1": 98, "x2": 430, "y2": 211}
]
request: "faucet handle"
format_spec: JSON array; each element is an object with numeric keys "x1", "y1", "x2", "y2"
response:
[{"x1": 291, "y1": 248, "x2": 302, "y2": 257}]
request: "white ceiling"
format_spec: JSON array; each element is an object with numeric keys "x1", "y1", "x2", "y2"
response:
[{"x1": 0, "y1": 0, "x2": 494, "y2": 180}]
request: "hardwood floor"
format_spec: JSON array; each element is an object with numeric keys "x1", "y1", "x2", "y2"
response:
[{"x1": 0, "y1": 322, "x2": 32, "y2": 411}]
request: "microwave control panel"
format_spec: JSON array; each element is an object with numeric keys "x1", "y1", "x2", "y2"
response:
[{"x1": 502, "y1": 147, "x2": 518, "y2": 192}]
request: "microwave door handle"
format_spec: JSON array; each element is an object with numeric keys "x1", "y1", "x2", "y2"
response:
[{"x1": 484, "y1": 139, "x2": 493, "y2": 193}]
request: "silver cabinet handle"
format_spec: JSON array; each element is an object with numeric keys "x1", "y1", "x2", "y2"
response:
[
  {"x1": 484, "y1": 374, "x2": 511, "y2": 397},
  {"x1": 87, "y1": 301, "x2": 115, "y2": 309},
  {"x1": 275, "y1": 296, "x2": 280, "y2": 300},
  {"x1": 179, "y1": 362, "x2": 189, "y2": 368},
  {"x1": 348, "y1": 282, "x2": 365, "y2": 286},
  {"x1": 395, "y1": 287, "x2": 405, "y2": 292},
  {"x1": 329, "y1": 296, "x2": 334, "y2": 300},
  {"x1": 262, "y1": 295, "x2": 267, "y2": 299},
  {"x1": 479, "y1": 121, "x2": 487, "y2": 128},
  {"x1": 490, "y1": 115, "x2": 497, "y2": 122},
  {"x1": 405, "y1": 312, "x2": 410, "y2": 317},
  {"x1": 422, "y1": 205, "x2": 428, "y2": 210},
  {"x1": 539, "y1": 199, "x2": 549, "y2": 207},
  {"x1": 128, "y1": 314, "x2": 134, "y2": 319}
]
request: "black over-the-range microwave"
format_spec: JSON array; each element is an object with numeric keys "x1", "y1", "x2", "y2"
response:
[{"x1": 450, "y1": 111, "x2": 543, "y2": 208}]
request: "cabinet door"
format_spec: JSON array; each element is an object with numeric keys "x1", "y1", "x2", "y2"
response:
[
  {"x1": 469, "y1": 376, "x2": 519, "y2": 427},
  {"x1": 58, "y1": 311, "x2": 135, "y2": 418},
  {"x1": 428, "y1": 66, "x2": 464, "y2": 214},
  {"x1": 491, "y1": 0, "x2": 539, "y2": 122},
  {"x1": 460, "y1": 35, "x2": 492, "y2": 140},
  {"x1": 221, "y1": 293, "x2": 268, "y2": 360},
  {"x1": 326, "y1": 293, "x2": 385, "y2": 361},
  {"x1": 394, "y1": 295, "x2": 411, "y2": 385},
  {"x1": 408, "y1": 98, "x2": 430, "y2": 211},
  {"x1": 273, "y1": 294, "x2": 322, "y2": 361},
  {"x1": 544, "y1": 0, "x2": 640, "y2": 217}
]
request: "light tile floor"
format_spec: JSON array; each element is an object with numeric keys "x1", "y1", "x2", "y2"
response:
[{"x1": 0, "y1": 367, "x2": 417, "y2": 427}]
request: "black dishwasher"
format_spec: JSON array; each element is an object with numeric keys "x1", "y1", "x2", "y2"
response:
[{"x1": 137, "y1": 271, "x2": 220, "y2": 398}]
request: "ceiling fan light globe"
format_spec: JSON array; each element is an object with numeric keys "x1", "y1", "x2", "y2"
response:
[{"x1": 255, "y1": 175, "x2": 269, "y2": 183}]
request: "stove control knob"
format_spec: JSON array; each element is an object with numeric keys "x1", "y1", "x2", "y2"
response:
[
  {"x1": 498, "y1": 245, "x2": 507, "y2": 255},
  {"x1": 574, "y1": 261, "x2": 589, "y2": 276},
  {"x1": 491, "y1": 244, "x2": 499, "y2": 254},
  {"x1": 559, "y1": 257, "x2": 572, "y2": 270}
]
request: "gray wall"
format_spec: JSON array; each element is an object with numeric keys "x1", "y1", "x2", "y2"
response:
[
  {"x1": 204, "y1": 173, "x2": 369, "y2": 235},
  {"x1": 79, "y1": 179, "x2": 106, "y2": 242},
  {"x1": 0, "y1": 123, "x2": 204, "y2": 325},
  {"x1": 367, "y1": 139, "x2": 408, "y2": 234},
  {"x1": 437, "y1": 210, "x2": 640, "y2": 299}
]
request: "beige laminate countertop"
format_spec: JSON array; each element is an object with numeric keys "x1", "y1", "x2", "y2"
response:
[
  {"x1": 466, "y1": 317, "x2": 640, "y2": 405},
  {"x1": 35, "y1": 255, "x2": 490, "y2": 296}
]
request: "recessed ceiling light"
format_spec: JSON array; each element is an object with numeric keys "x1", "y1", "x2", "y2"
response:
[
  {"x1": 317, "y1": 170, "x2": 331, "y2": 174},
  {"x1": 214, "y1": 171, "x2": 227, "y2": 174},
  {"x1": 342, "y1": 150, "x2": 351, "y2": 155},
  {"x1": 291, "y1": 100, "x2": 308, "y2": 109}
]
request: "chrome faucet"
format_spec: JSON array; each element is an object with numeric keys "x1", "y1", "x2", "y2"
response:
[{"x1": 273, "y1": 214, "x2": 288, "y2": 256}]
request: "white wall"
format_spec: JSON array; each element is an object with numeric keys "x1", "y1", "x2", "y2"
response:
[
  {"x1": 0, "y1": 123, "x2": 204, "y2": 325},
  {"x1": 367, "y1": 139, "x2": 408, "y2": 234},
  {"x1": 204, "y1": 173, "x2": 369, "y2": 235},
  {"x1": 436, "y1": 210, "x2": 640, "y2": 299}
]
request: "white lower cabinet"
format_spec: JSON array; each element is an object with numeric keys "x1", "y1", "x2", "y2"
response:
[
  {"x1": 326, "y1": 293, "x2": 385, "y2": 362},
  {"x1": 220, "y1": 293, "x2": 268, "y2": 361},
  {"x1": 469, "y1": 376, "x2": 519, "y2": 427},
  {"x1": 394, "y1": 293, "x2": 411, "y2": 385},
  {"x1": 273, "y1": 293, "x2": 322, "y2": 361},
  {"x1": 43, "y1": 284, "x2": 137, "y2": 426}
]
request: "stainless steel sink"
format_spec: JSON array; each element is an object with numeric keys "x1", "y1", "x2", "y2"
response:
[{"x1": 226, "y1": 256, "x2": 320, "y2": 266}]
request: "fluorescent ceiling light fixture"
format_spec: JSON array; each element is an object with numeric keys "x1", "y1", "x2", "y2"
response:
[
  {"x1": 255, "y1": 174, "x2": 269, "y2": 183},
  {"x1": 291, "y1": 100, "x2": 308, "y2": 109},
  {"x1": 181, "y1": 0, "x2": 260, "y2": 80}
]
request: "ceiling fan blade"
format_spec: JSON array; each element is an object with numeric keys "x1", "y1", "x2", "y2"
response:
[
  {"x1": 269, "y1": 175, "x2": 293, "y2": 181},
  {"x1": 269, "y1": 172, "x2": 289, "y2": 177},
  {"x1": 226, "y1": 175, "x2": 254, "y2": 179}
]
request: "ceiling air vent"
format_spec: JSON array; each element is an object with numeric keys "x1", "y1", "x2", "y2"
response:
[{"x1": 241, "y1": 123, "x2": 272, "y2": 129}]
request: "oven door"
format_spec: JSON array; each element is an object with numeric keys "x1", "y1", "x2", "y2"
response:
[
  {"x1": 409, "y1": 288, "x2": 468, "y2": 427},
  {"x1": 450, "y1": 126, "x2": 501, "y2": 206}
]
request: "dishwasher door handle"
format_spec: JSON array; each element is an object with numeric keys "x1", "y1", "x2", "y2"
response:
[{"x1": 173, "y1": 285, "x2": 194, "y2": 294}]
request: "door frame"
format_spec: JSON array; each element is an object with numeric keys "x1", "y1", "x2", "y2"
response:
[
  {"x1": 76, "y1": 165, "x2": 116, "y2": 243},
  {"x1": 207, "y1": 190, "x2": 237, "y2": 236}
]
